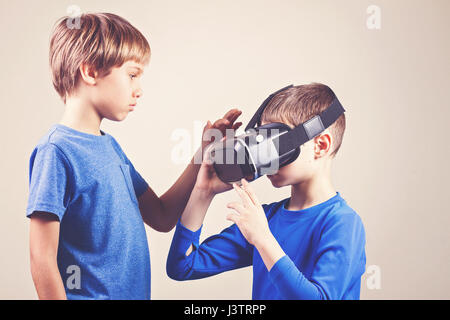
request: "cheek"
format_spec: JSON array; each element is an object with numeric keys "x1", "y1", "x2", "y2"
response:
[
  {"x1": 300, "y1": 141, "x2": 315, "y2": 159},
  {"x1": 276, "y1": 147, "x2": 315, "y2": 179},
  {"x1": 98, "y1": 74, "x2": 129, "y2": 98}
]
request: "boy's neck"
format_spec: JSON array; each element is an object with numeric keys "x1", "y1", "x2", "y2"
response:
[
  {"x1": 60, "y1": 96, "x2": 103, "y2": 136},
  {"x1": 288, "y1": 168, "x2": 336, "y2": 211}
]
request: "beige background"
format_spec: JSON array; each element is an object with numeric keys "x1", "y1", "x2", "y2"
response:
[{"x1": 1, "y1": 0, "x2": 449, "y2": 299}]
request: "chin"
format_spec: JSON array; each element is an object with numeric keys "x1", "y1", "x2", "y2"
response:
[
  {"x1": 107, "y1": 112, "x2": 128, "y2": 122},
  {"x1": 267, "y1": 175, "x2": 287, "y2": 188}
]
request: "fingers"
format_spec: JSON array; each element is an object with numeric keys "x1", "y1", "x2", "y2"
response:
[
  {"x1": 227, "y1": 201, "x2": 245, "y2": 214},
  {"x1": 226, "y1": 212, "x2": 240, "y2": 225},
  {"x1": 229, "y1": 110, "x2": 242, "y2": 125},
  {"x1": 202, "y1": 109, "x2": 242, "y2": 148},
  {"x1": 201, "y1": 142, "x2": 215, "y2": 163},
  {"x1": 226, "y1": 200, "x2": 244, "y2": 225},
  {"x1": 213, "y1": 118, "x2": 231, "y2": 130},
  {"x1": 205, "y1": 109, "x2": 242, "y2": 137},
  {"x1": 202, "y1": 153, "x2": 213, "y2": 166},
  {"x1": 232, "y1": 183, "x2": 253, "y2": 208},
  {"x1": 203, "y1": 119, "x2": 229, "y2": 144},
  {"x1": 221, "y1": 109, "x2": 242, "y2": 130},
  {"x1": 226, "y1": 200, "x2": 245, "y2": 225},
  {"x1": 204, "y1": 142, "x2": 216, "y2": 155},
  {"x1": 240, "y1": 179, "x2": 260, "y2": 206},
  {"x1": 232, "y1": 122, "x2": 242, "y2": 131},
  {"x1": 223, "y1": 109, "x2": 242, "y2": 123},
  {"x1": 202, "y1": 120, "x2": 213, "y2": 132},
  {"x1": 222, "y1": 108, "x2": 237, "y2": 120}
]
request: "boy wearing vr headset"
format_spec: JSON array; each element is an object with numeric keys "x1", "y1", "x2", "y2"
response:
[
  {"x1": 26, "y1": 12, "x2": 242, "y2": 300},
  {"x1": 167, "y1": 83, "x2": 366, "y2": 299}
]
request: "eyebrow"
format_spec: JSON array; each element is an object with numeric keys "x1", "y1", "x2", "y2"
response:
[{"x1": 129, "y1": 66, "x2": 144, "y2": 75}]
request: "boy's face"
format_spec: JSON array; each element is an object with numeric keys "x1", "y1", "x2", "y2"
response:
[
  {"x1": 92, "y1": 60, "x2": 145, "y2": 121},
  {"x1": 261, "y1": 121, "x2": 332, "y2": 188}
]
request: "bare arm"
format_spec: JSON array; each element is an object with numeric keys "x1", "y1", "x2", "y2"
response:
[
  {"x1": 180, "y1": 187, "x2": 214, "y2": 232},
  {"x1": 177, "y1": 149, "x2": 237, "y2": 255},
  {"x1": 29, "y1": 211, "x2": 67, "y2": 300},
  {"x1": 138, "y1": 150, "x2": 202, "y2": 233},
  {"x1": 138, "y1": 109, "x2": 242, "y2": 233}
]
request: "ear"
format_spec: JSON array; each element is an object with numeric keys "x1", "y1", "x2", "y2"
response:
[
  {"x1": 78, "y1": 63, "x2": 98, "y2": 86},
  {"x1": 313, "y1": 131, "x2": 332, "y2": 158}
]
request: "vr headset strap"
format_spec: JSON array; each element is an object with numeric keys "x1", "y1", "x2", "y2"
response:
[
  {"x1": 244, "y1": 85, "x2": 294, "y2": 131},
  {"x1": 277, "y1": 97, "x2": 346, "y2": 155}
]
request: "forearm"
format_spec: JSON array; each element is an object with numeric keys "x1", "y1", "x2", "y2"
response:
[
  {"x1": 159, "y1": 148, "x2": 203, "y2": 229},
  {"x1": 181, "y1": 187, "x2": 214, "y2": 256},
  {"x1": 254, "y1": 233, "x2": 286, "y2": 272},
  {"x1": 167, "y1": 200, "x2": 253, "y2": 281},
  {"x1": 31, "y1": 258, "x2": 66, "y2": 300},
  {"x1": 165, "y1": 186, "x2": 214, "y2": 279},
  {"x1": 180, "y1": 186, "x2": 214, "y2": 232}
]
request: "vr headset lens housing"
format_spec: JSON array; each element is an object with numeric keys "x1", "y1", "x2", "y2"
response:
[
  {"x1": 212, "y1": 122, "x2": 299, "y2": 183},
  {"x1": 209, "y1": 85, "x2": 345, "y2": 183}
]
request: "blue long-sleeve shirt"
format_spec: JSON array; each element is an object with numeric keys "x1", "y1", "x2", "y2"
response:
[{"x1": 166, "y1": 192, "x2": 366, "y2": 300}]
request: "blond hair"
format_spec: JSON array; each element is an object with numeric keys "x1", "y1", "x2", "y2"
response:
[
  {"x1": 260, "y1": 83, "x2": 346, "y2": 157},
  {"x1": 49, "y1": 12, "x2": 150, "y2": 103}
]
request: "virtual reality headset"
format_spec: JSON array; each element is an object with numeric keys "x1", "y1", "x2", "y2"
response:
[{"x1": 208, "y1": 85, "x2": 346, "y2": 183}]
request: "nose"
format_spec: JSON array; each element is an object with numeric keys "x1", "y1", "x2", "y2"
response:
[{"x1": 133, "y1": 87, "x2": 143, "y2": 99}]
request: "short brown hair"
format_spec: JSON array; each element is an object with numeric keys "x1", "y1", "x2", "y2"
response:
[
  {"x1": 260, "y1": 83, "x2": 346, "y2": 157},
  {"x1": 49, "y1": 12, "x2": 151, "y2": 103}
]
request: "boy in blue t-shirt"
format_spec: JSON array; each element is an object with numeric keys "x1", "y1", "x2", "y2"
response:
[
  {"x1": 27, "y1": 13, "x2": 242, "y2": 300},
  {"x1": 166, "y1": 83, "x2": 366, "y2": 299}
]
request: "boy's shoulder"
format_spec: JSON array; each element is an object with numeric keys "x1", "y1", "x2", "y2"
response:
[
  {"x1": 262, "y1": 193, "x2": 363, "y2": 224},
  {"x1": 34, "y1": 124, "x2": 80, "y2": 150},
  {"x1": 31, "y1": 125, "x2": 132, "y2": 171},
  {"x1": 31, "y1": 125, "x2": 67, "y2": 156},
  {"x1": 324, "y1": 198, "x2": 362, "y2": 223},
  {"x1": 317, "y1": 195, "x2": 365, "y2": 236},
  {"x1": 32, "y1": 124, "x2": 120, "y2": 154}
]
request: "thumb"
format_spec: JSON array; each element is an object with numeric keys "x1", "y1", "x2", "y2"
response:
[
  {"x1": 202, "y1": 120, "x2": 212, "y2": 135},
  {"x1": 197, "y1": 157, "x2": 213, "y2": 180},
  {"x1": 203, "y1": 156, "x2": 213, "y2": 166},
  {"x1": 202, "y1": 143, "x2": 216, "y2": 161},
  {"x1": 226, "y1": 212, "x2": 240, "y2": 225}
]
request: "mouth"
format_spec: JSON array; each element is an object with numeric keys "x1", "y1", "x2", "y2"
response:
[{"x1": 129, "y1": 104, "x2": 136, "y2": 111}]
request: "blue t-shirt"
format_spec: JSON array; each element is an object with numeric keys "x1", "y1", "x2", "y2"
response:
[
  {"x1": 26, "y1": 124, "x2": 151, "y2": 300},
  {"x1": 166, "y1": 192, "x2": 366, "y2": 299}
]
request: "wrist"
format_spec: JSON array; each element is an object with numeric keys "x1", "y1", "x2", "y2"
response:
[
  {"x1": 180, "y1": 185, "x2": 214, "y2": 232},
  {"x1": 253, "y1": 231, "x2": 286, "y2": 272},
  {"x1": 193, "y1": 184, "x2": 215, "y2": 201},
  {"x1": 253, "y1": 228, "x2": 276, "y2": 250}
]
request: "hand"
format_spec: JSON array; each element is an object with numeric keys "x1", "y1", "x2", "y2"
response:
[
  {"x1": 194, "y1": 146, "x2": 234, "y2": 196},
  {"x1": 226, "y1": 179, "x2": 272, "y2": 246},
  {"x1": 194, "y1": 108, "x2": 242, "y2": 196},
  {"x1": 201, "y1": 108, "x2": 242, "y2": 153}
]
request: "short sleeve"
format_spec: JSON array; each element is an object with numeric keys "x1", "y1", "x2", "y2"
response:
[
  {"x1": 124, "y1": 158, "x2": 149, "y2": 198},
  {"x1": 26, "y1": 143, "x2": 73, "y2": 221}
]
